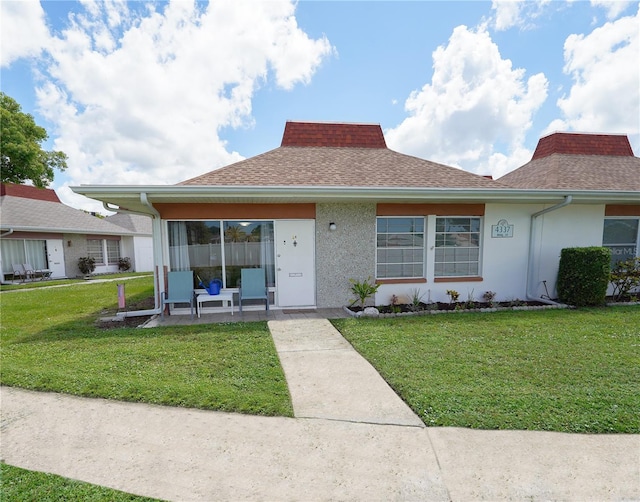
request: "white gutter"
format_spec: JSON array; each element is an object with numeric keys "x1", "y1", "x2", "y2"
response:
[
  {"x1": 526, "y1": 195, "x2": 573, "y2": 305},
  {"x1": 72, "y1": 185, "x2": 640, "y2": 204},
  {"x1": 0, "y1": 229, "x2": 14, "y2": 238}
]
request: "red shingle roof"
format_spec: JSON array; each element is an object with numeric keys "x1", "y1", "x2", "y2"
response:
[
  {"x1": 281, "y1": 121, "x2": 386, "y2": 148},
  {"x1": 0, "y1": 183, "x2": 60, "y2": 203},
  {"x1": 499, "y1": 133, "x2": 639, "y2": 190},
  {"x1": 181, "y1": 121, "x2": 495, "y2": 189},
  {"x1": 532, "y1": 132, "x2": 634, "y2": 160}
]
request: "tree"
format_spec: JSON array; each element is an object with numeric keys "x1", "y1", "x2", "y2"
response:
[{"x1": 0, "y1": 92, "x2": 68, "y2": 188}]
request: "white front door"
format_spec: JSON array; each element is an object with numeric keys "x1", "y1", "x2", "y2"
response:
[
  {"x1": 46, "y1": 239, "x2": 66, "y2": 278},
  {"x1": 275, "y1": 220, "x2": 315, "y2": 308}
]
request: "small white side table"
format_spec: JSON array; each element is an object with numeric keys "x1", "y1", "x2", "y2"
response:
[{"x1": 196, "y1": 291, "x2": 234, "y2": 318}]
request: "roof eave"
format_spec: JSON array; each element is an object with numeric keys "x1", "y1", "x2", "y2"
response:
[{"x1": 71, "y1": 185, "x2": 640, "y2": 210}]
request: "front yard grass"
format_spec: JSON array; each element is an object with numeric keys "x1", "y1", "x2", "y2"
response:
[
  {"x1": 1, "y1": 277, "x2": 292, "y2": 417},
  {"x1": 1, "y1": 463, "x2": 162, "y2": 502},
  {"x1": 332, "y1": 307, "x2": 640, "y2": 433}
]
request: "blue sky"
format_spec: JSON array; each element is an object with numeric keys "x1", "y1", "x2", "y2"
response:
[{"x1": 1, "y1": 0, "x2": 638, "y2": 213}]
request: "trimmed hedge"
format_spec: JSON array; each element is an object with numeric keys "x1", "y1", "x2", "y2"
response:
[{"x1": 557, "y1": 247, "x2": 611, "y2": 307}]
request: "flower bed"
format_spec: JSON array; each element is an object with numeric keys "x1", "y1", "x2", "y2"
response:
[{"x1": 344, "y1": 300, "x2": 567, "y2": 318}]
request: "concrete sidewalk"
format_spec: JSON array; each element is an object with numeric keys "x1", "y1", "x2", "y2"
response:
[{"x1": 1, "y1": 318, "x2": 638, "y2": 501}]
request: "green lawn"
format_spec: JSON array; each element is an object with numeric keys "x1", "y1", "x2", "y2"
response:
[
  {"x1": 1, "y1": 277, "x2": 292, "y2": 416},
  {"x1": 0, "y1": 463, "x2": 162, "y2": 502},
  {"x1": 332, "y1": 307, "x2": 640, "y2": 433}
]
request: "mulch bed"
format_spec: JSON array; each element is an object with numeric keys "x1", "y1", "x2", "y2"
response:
[
  {"x1": 97, "y1": 296, "x2": 155, "y2": 329},
  {"x1": 348, "y1": 300, "x2": 548, "y2": 315}
]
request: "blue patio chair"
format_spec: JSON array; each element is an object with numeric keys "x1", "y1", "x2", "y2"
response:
[
  {"x1": 161, "y1": 270, "x2": 195, "y2": 319},
  {"x1": 239, "y1": 268, "x2": 269, "y2": 313}
]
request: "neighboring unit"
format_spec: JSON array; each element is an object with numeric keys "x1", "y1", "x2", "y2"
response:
[{"x1": 0, "y1": 183, "x2": 153, "y2": 282}]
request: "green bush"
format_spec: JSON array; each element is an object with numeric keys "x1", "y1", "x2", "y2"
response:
[
  {"x1": 610, "y1": 256, "x2": 640, "y2": 301},
  {"x1": 557, "y1": 247, "x2": 610, "y2": 307}
]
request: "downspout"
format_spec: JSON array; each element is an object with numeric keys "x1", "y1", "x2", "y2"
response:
[
  {"x1": 526, "y1": 195, "x2": 573, "y2": 305},
  {"x1": 104, "y1": 194, "x2": 164, "y2": 318}
]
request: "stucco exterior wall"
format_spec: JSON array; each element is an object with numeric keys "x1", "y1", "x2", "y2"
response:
[
  {"x1": 533, "y1": 203, "x2": 606, "y2": 298},
  {"x1": 316, "y1": 203, "x2": 376, "y2": 308},
  {"x1": 375, "y1": 202, "x2": 608, "y2": 306},
  {"x1": 63, "y1": 234, "x2": 88, "y2": 277}
]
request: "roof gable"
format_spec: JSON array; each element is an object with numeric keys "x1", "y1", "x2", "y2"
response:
[
  {"x1": 182, "y1": 121, "x2": 495, "y2": 189},
  {"x1": 280, "y1": 121, "x2": 387, "y2": 148},
  {"x1": 0, "y1": 183, "x2": 61, "y2": 203},
  {"x1": 532, "y1": 132, "x2": 634, "y2": 160},
  {"x1": 499, "y1": 133, "x2": 639, "y2": 190}
]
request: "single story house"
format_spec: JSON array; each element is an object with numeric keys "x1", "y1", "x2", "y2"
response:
[
  {"x1": 0, "y1": 183, "x2": 153, "y2": 282},
  {"x1": 71, "y1": 122, "x2": 640, "y2": 314}
]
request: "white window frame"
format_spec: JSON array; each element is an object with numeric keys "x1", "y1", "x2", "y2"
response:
[
  {"x1": 375, "y1": 216, "x2": 426, "y2": 280},
  {"x1": 434, "y1": 216, "x2": 483, "y2": 278},
  {"x1": 87, "y1": 239, "x2": 120, "y2": 266}
]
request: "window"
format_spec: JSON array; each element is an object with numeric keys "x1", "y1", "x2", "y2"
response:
[
  {"x1": 1, "y1": 239, "x2": 47, "y2": 275},
  {"x1": 376, "y1": 217, "x2": 425, "y2": 279},
  {"x1": 168, "y1": 220, "x2": 275, "y2": 289},
  {"x1": 86, "y1": 239, "x2": 120, "y2": 266},
  {"x1": 87, "y1": 239, "x2": 103, "y2": 263},
  {"x1": 106, "y1": 240, "x2": 121, "y2": 264},
  {"x1": 434, "y1": 217, "x2": 481, "y2": 277},
  {"x1": 603, "y1": 218, "x2": 639, "y2": 267}
]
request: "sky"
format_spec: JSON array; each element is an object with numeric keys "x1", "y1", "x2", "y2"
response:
[{"x1": 1, "y1": 0, "x2": 639, "y2": 214}]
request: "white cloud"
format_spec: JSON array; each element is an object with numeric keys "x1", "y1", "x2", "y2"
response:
[
  {"x1": 490, "y1": 0, "x2": 550, "y2": 31},
  {"x1": 590, "y1": 0, "x2": 635, "y2": 19},
  {"x1": 0, "y1": 0, "x2": 50, "y2": 67},
  {"x1": 30, "y1": 0, "x2": 333, "y2": 193},
  {"x1": 385, "y1": 25, "x2": 548, "y2": 177},
  {"x1": 549, "y1": 5, "x2": 639, "y2": 149}
]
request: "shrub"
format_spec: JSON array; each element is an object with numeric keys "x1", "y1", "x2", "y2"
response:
[
  {"x1": 78, "y1": 256, "x2": 96, "y2": 276},
  {"x1": 557, "y1": 247, "x2": 610, "y2": 307},
  {"x1": 349, "y1": 277, "x2": 380, "y2": 308},
  {"x1": 118, "y1": 257, "x2": 131, "y2": 272},
  {"x1": 446, "y1": 289, "x2": 459, "y2": 303},
  {"x1": 610, "y1": 257, "x2": 640, "y2": 301}
]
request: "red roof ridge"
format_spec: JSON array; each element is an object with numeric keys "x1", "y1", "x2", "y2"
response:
[
  {"x1": 532, "y1": 132, "x2": 634, "y2": 160},
  {"x1": 281, "y1": 121, "x2": 387, "y2": 148},
  {"x1": 0, "y1": 183, "x2": 61, "y2": 203}
]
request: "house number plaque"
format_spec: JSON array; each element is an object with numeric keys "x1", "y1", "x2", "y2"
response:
[{"x1": 491, "y1": 219, "x2": 514, "y2": 238}]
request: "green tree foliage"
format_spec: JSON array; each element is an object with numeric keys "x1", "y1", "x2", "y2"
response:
[{"x1": 0, "y1": 92, "x2": 68, "y2": 188}]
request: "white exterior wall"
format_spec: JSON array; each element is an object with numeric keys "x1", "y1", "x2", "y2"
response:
[
  {"x1": 375, "y1": 202, "x2": 607, "y2": 306},
  {"x1": 531, "y1": 203, "x2": 605, "y2": 298}
]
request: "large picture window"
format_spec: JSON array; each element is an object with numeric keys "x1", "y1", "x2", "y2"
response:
[
  {"x1": 434, "y1": 217, "x2": 481, "y2": 277},
  {"x1": 603, "y1": 218, "x2": 639, "y2": 267},
  {"x1": 1, "y1": 239, "x2": 47, "y2": 275},
  {"x1": 376, "y1": 217, "x2": 425, "y2": 279},
  {"x1": 168, "y1": 220, "x2": 275, "y2": 288}
]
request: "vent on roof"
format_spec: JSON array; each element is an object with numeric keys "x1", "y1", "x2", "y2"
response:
[
  {"x1": 0, "y1": 183, "x2": 61, "y2": 203},
  {"x1": 532, "y1": 132, "x2": 634, "y2": 160},
  {"x1": 281, "y1": 121, "x2": 387, "y2": 148}
]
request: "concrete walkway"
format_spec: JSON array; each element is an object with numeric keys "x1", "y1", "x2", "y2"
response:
[
  {"x1": 1, "y1": 319, "x2": 638, "y2": 501},
  {"x1": 268, "y1": 319, "x2": 423, "y2": 426}
]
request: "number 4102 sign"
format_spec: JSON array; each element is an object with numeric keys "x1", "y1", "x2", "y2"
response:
[{"x1": 491, "y1": 219, "x2": 514, "y2": 238}]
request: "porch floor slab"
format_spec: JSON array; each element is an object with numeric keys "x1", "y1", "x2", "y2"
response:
[{"x1": 144, "y1": 307, "x2": 350, "y2": 326}]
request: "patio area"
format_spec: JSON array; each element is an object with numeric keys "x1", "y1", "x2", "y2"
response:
[{"x1": 144, "y1": 307, "x2": 351, "y2": 327}]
